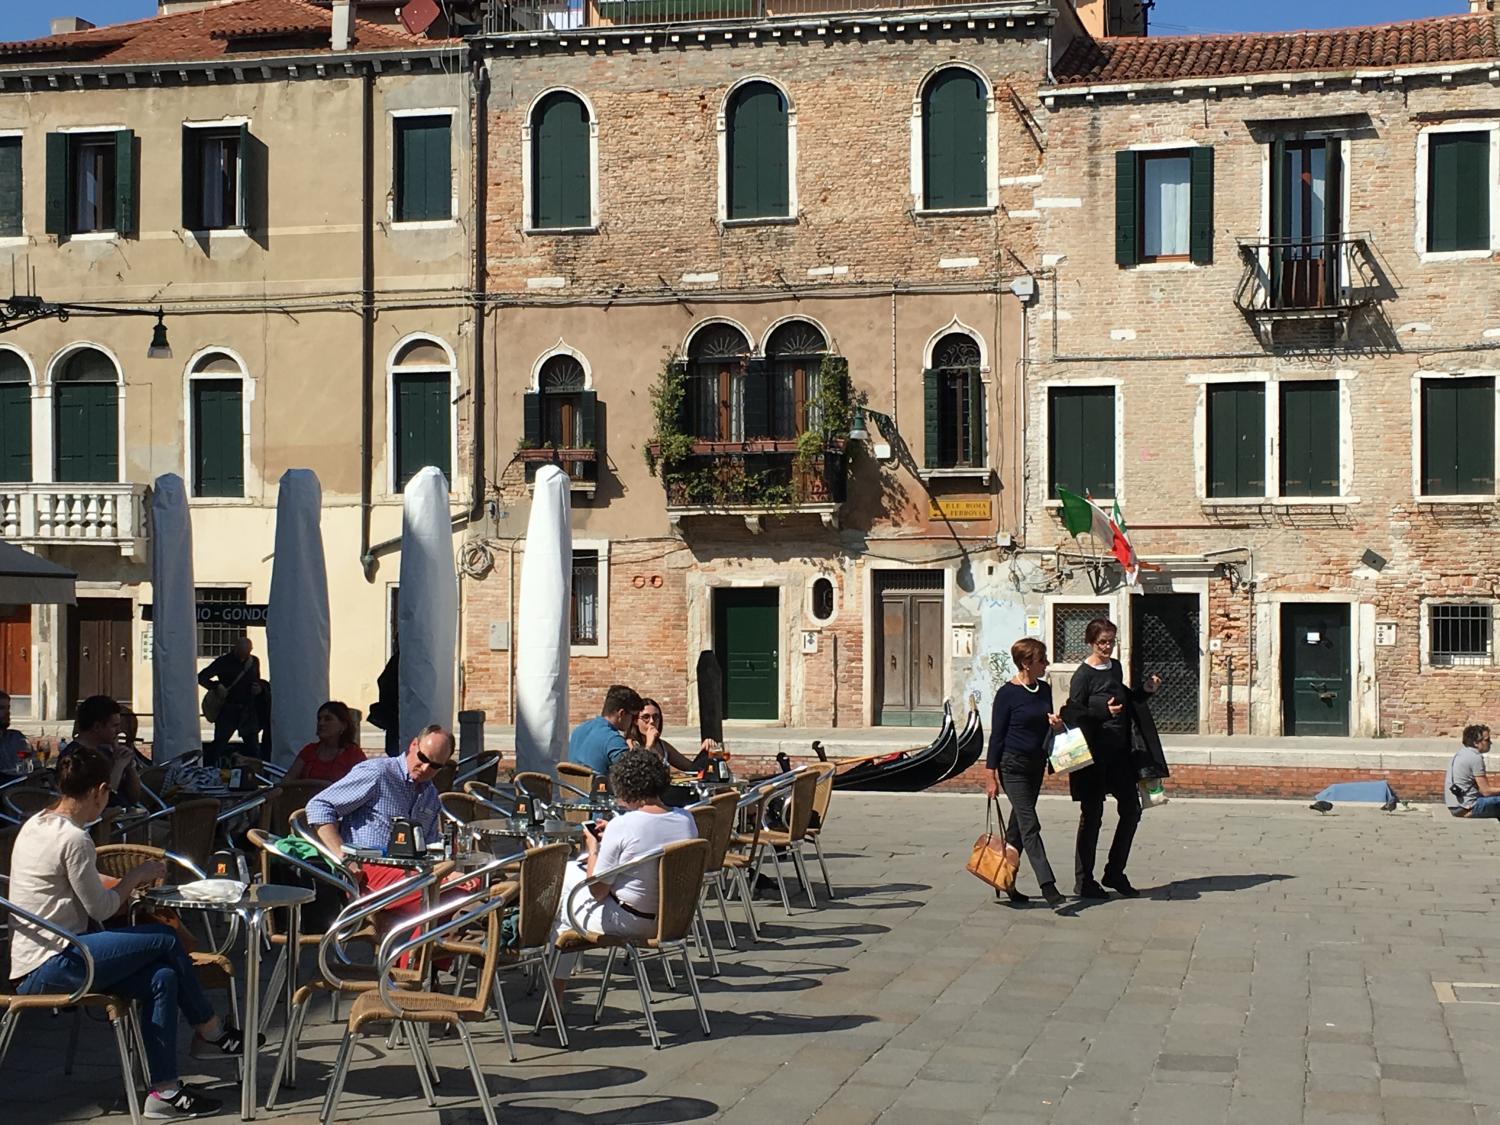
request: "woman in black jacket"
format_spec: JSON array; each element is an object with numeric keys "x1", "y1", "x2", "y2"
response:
[{"x1": 1060, "y1": 617, "x2": 1161, "y2": 900}]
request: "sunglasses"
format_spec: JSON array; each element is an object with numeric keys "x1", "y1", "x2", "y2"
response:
[{"x1": 414, "y1": 749, "x2": 448, "y2": 768}]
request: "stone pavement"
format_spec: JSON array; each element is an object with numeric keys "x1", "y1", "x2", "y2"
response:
[{"x1": 9, "y1": 793, "x2": 1500, "y2": 1124}]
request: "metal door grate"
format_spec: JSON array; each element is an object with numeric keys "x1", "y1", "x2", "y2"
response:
[
  {"x1": 1133, "y1": 595, "x2": 1201, "y2": 734},
  {"x1": 874, "y1": 570, "x2": 944, "y2": 595}
]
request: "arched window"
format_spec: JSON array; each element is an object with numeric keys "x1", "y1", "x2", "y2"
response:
[
  {"x1": 726, "y1": 82, "x2": 790, "y2": 221},
  {"x1": 531, "y1": 92, "x2": 591, "y2": 230},
  {"x1": 390, "y1": 338, "x2": 453, "y2": 492},
  {"x1": 686, "y1": 324, "x2": 751, "y2": 441},
  {"x1": 52, "y1": 346, "x2": 119, "y2": 483},
  {"x1": 921, "y1": 68, "x2": 988, "y2": 211},
  {"x1": 0, "y1": 349, "x2": 30, "y2": 482},
  {"x1": 765, "y1": 320, "x2": 827, "y2": 440},
  {"x1": 924, "y1": 332, "x2": 985, "y2": 469},
  {"x1": 523, "y1": 353, "x2": 597, "y2": 483},
  {"x1": 188, "y1": 351, "x2": 245, "y2": 498}
]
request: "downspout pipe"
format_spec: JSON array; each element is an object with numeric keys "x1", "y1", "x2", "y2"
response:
[
  {"x1": 469, "y1": 52, "x2": 489, "y2": 522},
  {"x1": 360, "y1": 66, "x2": 377, "y2": 580}
]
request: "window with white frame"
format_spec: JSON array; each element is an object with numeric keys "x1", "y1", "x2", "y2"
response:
[
  {"x1": 389, "y1": 338, "x2": 453, "y2": 492},
  {"x1": 189, "y1": 351, "x2": 245, "y2": 498},
  {"x1": 393, "y1": 114, "x2": 452, "y2": 223},
  {"x1": 1051, "y1": 601, "x2": 1111, "y2": 665},
  {"x1": 1420, "y1": 124, "x2": 1497, "y2": 256},
  {"x1": 182, "y1": 124, "x2": 250, "y2": 231},
  {"x1": 0, "y1": 135, "x2": 21, "y2": 237},
  {"x1": 1419, "y1": 375, "x2": 1496, "y2": 497},
  {"x1": 569, "y1": 540, "x2": 609, "y2": 656},
  {"x1": 1427, "y1": 602, "x2": 1494, "y2": 667},
  {"x1": 1197, "y1": 376, "x2": 1347, "y2": 502}
]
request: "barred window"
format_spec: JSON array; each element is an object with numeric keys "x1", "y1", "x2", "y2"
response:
[
  {"x1": 1052, "y1": 603, "x2": 1110, "y2": 664},
  {"x1": 196, "y1": 587, "x2": 247, "y2": 659},
  {"x1": 1428, "y1": 603, "x2": 1493, "y2": 666},
  {"x1": 571, "y1": 550, "x2": 599, "y2": 646}
]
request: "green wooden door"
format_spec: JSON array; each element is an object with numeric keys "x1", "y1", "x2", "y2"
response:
[
  {"x1": 922, "y1": 69, "x2": 986, "y2": 209},
  {"x1": 54, "y1": 381, "x2": 118, "y2": 482},
  {"x1": 192, "y1": 379, "x2": 243, "y2": 497},
  {"x1": 394, "y1": 372, "x2": 451, "y2": 490},
  {"x1": 714, "y1": 588, "x2": 779, "y2": 721},
  {"x1": 0, "y1": 377, "x2": 30, "y2": 482},
  {"x1": 727, "y1": 82, "x2": 788, "y2": 220},
  {"x1": 533, "y1": 93, "x2": 590, "y2": 229},
  {"x1": 1280, "y1": 603, "x2": 1350, "y2": 736}
]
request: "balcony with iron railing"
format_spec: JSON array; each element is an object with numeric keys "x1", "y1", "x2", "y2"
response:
[
  {"x1": 1234, "y1": 235, "x2": 1381, "y2": 342},
  {"x1": 0, "y1": 482, "x2": 149, "y2": 557},
  {"x1": 646, "y1": 438, "x2": 848, "y2": 530},
  {"x1": 483, "y1": 0, "x2": 1011, "y2": 31}
]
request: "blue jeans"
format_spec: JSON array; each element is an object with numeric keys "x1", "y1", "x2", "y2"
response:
[
  {"x1": 1465, "y1": 795, "x2": 1500, "y2": 818},
  {"x1": 17, "y1": 924, "x2": 214, "y2": 1085}
]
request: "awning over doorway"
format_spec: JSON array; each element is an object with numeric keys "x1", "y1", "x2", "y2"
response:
[{"x1": 0, "y1": 540, "x2": 78, "y2": 605}]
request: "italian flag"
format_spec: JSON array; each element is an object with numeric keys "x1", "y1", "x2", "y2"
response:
[{"x1": 1056, "y1": 487, "x2": 1143, "y2": 584}]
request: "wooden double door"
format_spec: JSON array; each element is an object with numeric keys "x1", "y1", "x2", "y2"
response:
[
  {"x1": 67, "y1": 598, "x2": 132, "y2": 717},
  {"x1": 0, "y1": 605, "x2": 30, "y2": 711},
  {"x1": 875, "y1": 571, "x2": 945, "y2": 727}
]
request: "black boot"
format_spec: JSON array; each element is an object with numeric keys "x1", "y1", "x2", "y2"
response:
[
  {"x1": 1005, "y1": 886, "x2": 1032, "y2": 904},
  {"x1": 1040, "y1": 882, "x2": 1066, "y2": 907}
]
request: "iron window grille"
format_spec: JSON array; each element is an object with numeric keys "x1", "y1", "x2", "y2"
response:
[
  {"x1": 571, "y1": 550, "x2": 599, "y2": 646},
  {"x1": 196, "y1": 587, "x2": 248, "y2": 659},
  {"x1": 1053, "y1": 603, "x2": 1110, "y2": 664},
  {"x1": 1429, "y1": 603, "x2": 1493, "y2": 666}
]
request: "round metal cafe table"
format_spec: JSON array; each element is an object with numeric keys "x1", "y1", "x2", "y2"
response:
[{"x1": 468, "y1": 816, "x2": 584, "y2": 850}]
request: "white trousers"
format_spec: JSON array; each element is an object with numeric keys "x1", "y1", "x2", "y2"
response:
[{"x1": 550, "y1": 858, "x2": 656, "y2": 978}]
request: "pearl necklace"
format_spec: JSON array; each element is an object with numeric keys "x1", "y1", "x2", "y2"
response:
[{"x1": 1015, "y1": 678, "x2": 1040, "y2": 694}]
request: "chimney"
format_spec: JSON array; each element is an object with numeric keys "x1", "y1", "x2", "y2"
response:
[
  {"x1": 332, "y1": 0, "x2": 356, "y2": 51},
  {"x1": 50, "y1": 16, "x2": 96, "y2": 34},
  {"x1": 1470, "y1": 0, "x2": 1495, "y2": 13}
]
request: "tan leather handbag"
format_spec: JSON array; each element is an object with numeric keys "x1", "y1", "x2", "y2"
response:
[{"x1": 966, "y1": 797, "x2": 1020, "y2": 894}]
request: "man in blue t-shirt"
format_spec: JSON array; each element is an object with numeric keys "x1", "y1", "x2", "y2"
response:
[
  {"x1": 1445, "y1": 723, "x2": 1497, "y2": 817},
  {"x1": 568, "y1": 685, "x2": 643, "y2": 776}
]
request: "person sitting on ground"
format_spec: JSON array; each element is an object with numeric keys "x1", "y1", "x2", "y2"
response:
[
  {"x1": 66, "y1": 694, "x2": 142, "y2": 807},
  {"x1": 550, "y1": 748, "x2": 698, "y2": 999},
  {"x1": 0, "y1": 689, "x2": 32, "y2": 778},
  {"x1": 1445, "y1": 723, "x2": 1497, "y2": 818},
  {"x1": 9, "y1": 747, "x2": 252, "y2": 1118},
  {"x1": 567, "y1": 684, "x2": 643, "y2": 777},
  {"x1": 283, "y1": 701, "x2": 366, "y2": 785},
  {"x1": 628, "y1": 698, "x2": 704, "y2": 774},
  {"x1": 305, "y1": 724, "x2": 454, "y2": 899}
]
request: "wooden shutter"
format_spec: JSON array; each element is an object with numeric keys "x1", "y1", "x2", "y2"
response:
[
  {"x1": 1207, "y1": 383, "x2": 1265, "y2": 498},
  {"x1": 1114, "y1": 150, "x2": 1138, "y2": 267},
  {"x1": 0, "y1": 138, "x2": 21, "y2": 238},
  {"x1": 1322, "y1": 139, "x2": 1342, "y2": 305},
  {"x1": 728, "y1": 84, "x2": 788, "y2": 220},
  {"x1": 1269, "y1": 139, "x2": 1288, "y2": 298},
  {"x1": 1050, "y1": 386, "x2": 1115, "y2": 499},
  {"x1": 181, "y1": 127, "x2": 202, "y2": 230},
  {"x1": 966, "y1": 371, "x2": 987, "y2": 467},
  {"x1": 395, "y1": 372, "x2": 451, "y2": 490},
  {"x1": 577, "y1": 390, "x2": 597, "y2": 449},
  {"x1": 192, "y1": 379, "x2": 243, "y2": 498},
  {"x1": 397, "y1": 118, "x2": 451, "y2": 223},
  {"x1": 236, "y1": 122, "x2": 251, "y2": 229},
  {"x1": 113, "y1": 130, "x2": 135, "y2": 235},
  {"x1": 741, "y1": 358, "x2": 770, "y2": 440},
  {"x1": 1280, "y1": 381, "x2": 1338, "y2": 498},
  {"x1": 922, "y1": 368, "x2": 939, "y2": 468},
  {"x1": 1189, "y1": 146, "x2": 1214, "y2": 265},
  {"x1": 0, "y1": 381, "x2": 30, "y2": 482},
  {"x1": 533, "y1": 94, "x2": 590, "y2": 229},
  {"x1": 522, "y1": 391, "x2": 541, "y2": 447},
  {"x1": 923, "y1": 70, "x2": 986, "y2": 210},
  {"x1": 54, "y1": 382, "x2": 118, "y2": 484},
  {"x1": 1424, "y1": 377, "x2": 1495, "y2": 495},
  {"x1": 1428, "y1": 132, "x2": 1490, "y2": 253},
  {"x1": 45, "y1": 132, "x2": 68, "y2": 236}
]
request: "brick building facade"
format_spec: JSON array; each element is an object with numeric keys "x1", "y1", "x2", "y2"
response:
[{"x1": 1025, "y1": 10, "x2": 1500, "y2": 738}]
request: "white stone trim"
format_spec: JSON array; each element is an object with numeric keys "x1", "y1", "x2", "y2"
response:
[
  {"x1": 1257, "y1": 592, "x2": 1373, "y2": 737},
  {"x1": 681, "y1": 317, "x2": 755, "y2": 358},
  {"x1": 0, "y1": 344, "x2": 39, "y2": 483},
  {"x1": 758, "y1": 314, "x2": 832, "y2": 355},
  {"x1": 521, "y1": 86, "x2": 600, "y2": 234},
  {"x1": 387, "y1": 106, "x2": 459, "y2": 228},
  {"x1": 43, "y1": 341, "x2": 125, "y2": 486},
  {"x1": 529, "y1": 340, "x2": 595, "y2": 392},
  {"x1": 1409, "y1": 368, "x2": 1500, "y2": 503},
  {"x1": 909, "y1": 62, "x2": 1000, "y2": 213},
  {"x1": 716, "y1": 75, "x2": 798, "y2": 225},
  {"x1": 384, "y1": 332, "x2": 459, "y2": 497},
  {"x1": 570, "y1": 537, "x2": 610, "y2": 658},
  {"x1": 1418, "y1": 596, "x2": 1498, "y2": 671},
  {"x1": 1414, "y1": 120, "x2": 1500, "y2": 261},
  {"x1": 1043, "y1": 593, "x2": 1118, "y2": 673},
  {"x1": 1038, "y1": 378, "x2": 1125, "y2": 507}
]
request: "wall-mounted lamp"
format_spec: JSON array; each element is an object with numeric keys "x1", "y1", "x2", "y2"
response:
[
  {"x1": 147, "y1": 312, "x2": 173, "y2": 359},
  {"x1": 847, "y1": 405, "x2": 869, "y2": 444},
  {"x1": 2, "y1": 294, "x2": 174, "y2": 359}
]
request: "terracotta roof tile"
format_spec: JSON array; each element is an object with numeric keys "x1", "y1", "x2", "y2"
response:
[
  {"x1": 1052, "y1": 13, "x2": 1500, "y2": 87},
  {"x1": 0, "y1": 0, "x2": 445, "y2": 67}
]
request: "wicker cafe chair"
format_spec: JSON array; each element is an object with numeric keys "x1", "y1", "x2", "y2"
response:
[
  {"x1": 453, "y1": 752, "x2": 502, "y2": 790},
  {"x1": 260, "y1": 780, "x2": 331, "y2": 836},
  {"x1": 699, "y1": 791, "x2": 743, "y2": 948},
  {"x1": 686, "y1": 805, "x2": 725, "y2": 977},
  {"x1": 512, "y1": 771, "x2": 555, "y2": 804},
  {"x1": 0, "y1": 892, "x2": 150, "y2": 1125},
  {"x1": 802, "y1": 763, "x2": 838, "y2": 898},
  {"x1": 317, "y1": 887, "x2": 513, "y2": 1125},
  {"x1": 556, "y1": 838, "x2": 711, "y2": 1050},
  {"x1": 751, "y1": 768, "x2": 819, "y2": 913},
  {"x1": 439, "y1": 791, "x2": 492, "y2": 826},
  {"x1": 266, "y1": 865, "x2": 440, "y2": 1109}
]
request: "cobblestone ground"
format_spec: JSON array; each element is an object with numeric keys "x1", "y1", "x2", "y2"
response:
[{"x1": 8, "y1": 794, "x2": 1500, "y2": 1124}]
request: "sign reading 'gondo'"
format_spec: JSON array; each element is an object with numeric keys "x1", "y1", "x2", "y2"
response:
[{"x1": 140, "y1": 602, "x2": 269, "y2": 625}]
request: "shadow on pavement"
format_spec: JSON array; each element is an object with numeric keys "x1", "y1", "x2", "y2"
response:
[
  {"x1": 494, "y1": 1095, "x2": 721, "y2": 1124},
  {"x1": 1146, "y1": 873, "x2": 1294, "y2": 900}
]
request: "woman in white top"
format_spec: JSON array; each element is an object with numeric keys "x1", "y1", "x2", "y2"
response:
[
  {"x1": 9, "y1": 748, "x2": 247, "y2": 1119},
  {"x1": 550, "y1": 748, "x2": 697, "y2": 994}
]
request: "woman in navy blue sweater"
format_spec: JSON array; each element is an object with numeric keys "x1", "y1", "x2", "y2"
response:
[{"x1": 985, "y1": 637, "x2": 1065, "y2": 907}]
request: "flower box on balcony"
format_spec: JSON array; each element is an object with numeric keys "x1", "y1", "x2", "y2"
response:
[{"x1": 516, "y1": 447, "x2": 597, "y2": 463}]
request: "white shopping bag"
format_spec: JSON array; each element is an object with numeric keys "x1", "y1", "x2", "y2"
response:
[{"x1": 1048, "y1": 725, "x2": 1093, "y2": 775}]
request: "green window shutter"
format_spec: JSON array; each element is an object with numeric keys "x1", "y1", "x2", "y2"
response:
[
  {"x1": 1428, "y1": 132, "x2": 1490, "y2": 253},
  {"x1": 45, "y1": 132, "x2": 68, "y2": 236},
  {"x1": 533, "y1": 94, "x2": 590, "y2": 229},
  {"x1": 922, "y1": 69, "x2": 986, "y2": 210},
  {"x1": 922, "y1": 368, "x2": 940, "y2": 469},
  {"x1": 1279, "y1": 381, "x2": 1338, "y2": 498},
  {"x1": 236, "y1": 123, "x2": 251, "y2": 228},
  {"x1": 114, "y1": 129, "x2": 135, "y2": 235},
  {"x1": 0, "y1": 381, "x2": 30, "y2": 482},
  {"x1": 576, "y1": 390, "x2": 597, "y2": 449},
  {"x1": 0, "y1": 138, "x2": 21, "y2": 238},
  {"x1": 54, "y1": 382, "x2": 118, "y2": 483},
  {"x1": 728, "y1": 83, "x2": 788, "y2": 220},
  {"x1": 181, "y1": 127, "x2": 202, "y2": 230},
  {"x1": 1114, "y1": 150, "x2": 1138, "y2": 267},
  {"x1": 396, "y1": 117, "x2": 451, "y2": 223},
  {"x1": 192, "y1": 379, "x2": 243, "y2": 498},
  {"x1": 395, "y1": 372, "x2": 451, "y2": 490},
  {"x1": 1050, "y1": 386, "x2": 1115, "y2": 499},
  {"x1": 1424, "y1": 377, "x2": 1495, "y2": 495},
  {"x1": 741, "y1": 358, "x2": 770, "y2": 440},
  {"x1": 1189, "y1": 147, "x2": 1214, "y2": 265},
  {"x1": 1207, "y1": 383, "x2": 1265, "y2": 498},
  {"x1": 966, "y1": 371, "x2": 986, "y2": 467},
  {"x1": 523, "y1": 391, "x2": 541, "y2": 447}
]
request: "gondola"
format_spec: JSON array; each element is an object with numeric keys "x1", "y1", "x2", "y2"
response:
[
  {"x1": 830, "y1": 702, "x2": 961, "y2": 793},
  {"x1": 937, "y1": 700, "x2": 984, "y2": 784}
]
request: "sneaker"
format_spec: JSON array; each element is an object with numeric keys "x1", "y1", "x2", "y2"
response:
[
  {"x1": 1075, "y1": 880, "x2": 1109, "y2": 900},
  {"x1": 1101, "y1": 873, "x2": 1141, "y2": 898},
  {"x1": 144, "y1": 1087, "x2": 223, "y2": 1119},
  {"x1": 189, "y1": 1023, "x2": 263, "y2": 1059}
]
